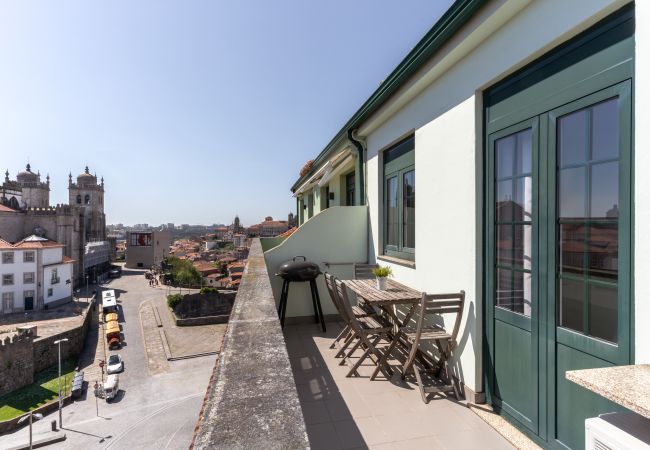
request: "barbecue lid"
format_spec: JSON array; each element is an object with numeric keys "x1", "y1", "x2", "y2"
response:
[{"x1": 277, "y1": 256, "x2": 321, "y2": 281}]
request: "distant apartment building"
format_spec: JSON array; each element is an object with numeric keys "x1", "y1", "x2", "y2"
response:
[
  {"x1": 232, "y1": 234, "x2": 246, "y2": 248},
  {"x1": 125, "y1": 230, "x2": 171, "y2": 269},
  {"x1": 1, "y1": 235, "x2": 74, "y2": 314},
  {"x1": 248, "y1": 216, "x2": 290, "y2": 237}
]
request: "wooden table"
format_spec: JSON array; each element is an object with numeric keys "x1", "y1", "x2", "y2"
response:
[{"x1": 343, "y1": 278, "x2": 422, "y2": 328}]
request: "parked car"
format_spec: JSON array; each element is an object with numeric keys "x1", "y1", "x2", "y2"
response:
[
  {"x1": 109, "y1": 267, "x2": 121, "y2": 278},
  {"x1": 106, "y1": 354, "x2": 124, "y2": 374},
  {"x1": 71, "y1": 371, "x2": 85, "y2": 398},
  {"x1": 104, "y1": 374, "x2": 119, "y2": 401}
]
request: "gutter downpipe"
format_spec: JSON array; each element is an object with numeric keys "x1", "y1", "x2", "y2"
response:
[
  {"x1": 347, "y1": 129, "x2": 366, "y2": 206},
  {"x1": 348, "y1": 129, "x2": 370, "y2": 264}
]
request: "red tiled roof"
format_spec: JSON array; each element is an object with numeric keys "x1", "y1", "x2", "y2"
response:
[
  {"x1": 14, "y1": 238, "x2": 64, "y2": 249},
  {"x1": 0, "y1": 204, "x2": 18, "y2": 213},
  {"x1": 279, "y1": 227, "x2": 297, "y2": 238},
  {"x1": 63, "y1": 256, "x2": 75, "y2": 263}
]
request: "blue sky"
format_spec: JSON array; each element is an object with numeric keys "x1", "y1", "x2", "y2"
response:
[{"x1": 0, "y1": 0, "x2": 452, "y2": 227}]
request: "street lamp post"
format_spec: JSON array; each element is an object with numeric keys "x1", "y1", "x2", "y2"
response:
[
  {"x1": 53, "y1": 338, "x2": 69, "y2": 428},
  {"x1": 18, "y1": 412, "x2": 43, "y2": 450}
]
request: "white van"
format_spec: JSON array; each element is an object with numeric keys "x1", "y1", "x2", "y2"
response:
[
  {"x1": 102, "y1": 290, "x2": 117, "y2": 314},
  {"x1": 104, "y1": 374, "x2": 119, "y2": 401}
]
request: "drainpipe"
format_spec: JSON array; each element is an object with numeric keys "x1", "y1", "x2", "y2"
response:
[
  {"x1": 347, "y1": 129, "x2": 370, "y2": 264},
  {"x1": 347, "y1": 129, "x2": 366, "y2": 206}
]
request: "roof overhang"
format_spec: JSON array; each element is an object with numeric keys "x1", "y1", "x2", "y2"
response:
[
  {"x1": 293, "y1": 148, "x2": 352, "y2": 196},
  {"x1": 289, "y1": 0, "x2": 488, "y2": 191}
]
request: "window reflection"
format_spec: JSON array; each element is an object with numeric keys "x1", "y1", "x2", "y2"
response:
[
  {"x1": 557, "y1": 97, "x2": 619, "y2": 343},
  {"x1": 403, "y1": 170, "x2": 415, "y2": 249},
  {"x1": 386, "y1": 177, "x2": 398, "y2": 247}
]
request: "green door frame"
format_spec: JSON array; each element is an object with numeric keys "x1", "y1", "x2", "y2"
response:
[{"x1": 483, "y1": 5, "x2": 634, "y2": 449}]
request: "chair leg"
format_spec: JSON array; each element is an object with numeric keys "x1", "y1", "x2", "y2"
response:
[
  {"x1": 340, "y1": 338, "x2": 362, "y2": 365},
  {"x1": 345, "y1": 336, "x2": 383, "y2": 377},
  {"x1": 336, "y1": 331, "x2": 356, "y2": 358},
  {"x1": 370, "y1": 337, "x2": 399, "y2": 381},
  {"x1": 413, "y1": 366, "x2": 429, "y2": 404},
  {"x1": 330, "y1": 324, "x2": 350, "y2": 349}
]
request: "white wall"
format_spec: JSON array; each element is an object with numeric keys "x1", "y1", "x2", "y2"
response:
[
  {"x1": 0, "y1": 250, "x2": 37, "y2": 311},
  {"x1": 42, "y1": 247, "x2": 63, "y2": 266},
  {"x1": 264, "y1": 206, "x2": 367, "y2": 318},
  {"x1": 634, "y1": 1, "x2": 650, "y2": 364},
  {"x1": 363, "y1": 0, "x2": 628, "y2": 393},
  {"x1": 43, "y1": 263, "x2": 73, "y2": 305}
]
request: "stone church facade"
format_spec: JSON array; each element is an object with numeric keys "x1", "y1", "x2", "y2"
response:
[{"x1": 0, "y1": 164, "x2": 108, "y2": 285}]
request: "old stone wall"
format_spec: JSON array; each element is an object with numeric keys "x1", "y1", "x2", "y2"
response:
[
  {"x1": 0, "y1": 333, "x2": 35, "y2": 397},
  {"x1": 32, "y1": 303, "x2": 92, "y2": 373},
  {"x1": 0, "y1": 302, "x2": 93, "y2": 396},
  {"x1": 173, "y1": 291, "x2": 236, "y2": 319}
]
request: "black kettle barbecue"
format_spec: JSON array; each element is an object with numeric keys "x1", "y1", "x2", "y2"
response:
[{"x1": 276, "y1": 256, "x2": 326, "y2": 332}]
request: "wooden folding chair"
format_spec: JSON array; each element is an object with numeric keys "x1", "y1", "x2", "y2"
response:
[
  {"x1": 334, "y1": 278, "x2": 393, "y2": 378},
  {"x1": 397, "y1": 291, "x2": 465, "y2": 402},
  {"x1": 353, "y1": 263, "x2": 379, "y2": 280},
  {"x1": 324, "y1": 272, "x2": 376, "y2": 356}
]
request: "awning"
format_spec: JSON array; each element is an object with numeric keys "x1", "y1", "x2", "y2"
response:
[{"x1": 293, "y1": 149, "x2": 352, "y2": 197}]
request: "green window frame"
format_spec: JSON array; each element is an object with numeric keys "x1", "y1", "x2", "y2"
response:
[{"x1": 382, "y1": 135, "x2": 415, "y2": 261}]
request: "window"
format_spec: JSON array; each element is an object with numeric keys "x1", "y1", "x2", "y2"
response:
[
  {"x1": 48, "y1": 288, "x2": 53, "y2": 297},
  {"x1": 51, "y1": 269, "x2": 60, "y2": 284},
  {"x1": 23, "y1": 272, "x2": 35, "y2": 284},
  {"x1": 23, "y1": 252, "x2": 35, "y2": 263},
  {"x1": 2, "y1": 292, "x2": 14, "y2": 312},
  {"x1": 130, "y1": 233, "x2": 152, "y2": 246},
  {"x1": 383, "y1": 136, "x2": 415, "y2": 260},
  {"x1": 2, "y1": 274, "x2": 14, "y2": 285},
  {"x1": 345, "y1": 172, "x2": 355, "y2": 206},
  {"x1": 76, "y1": 194, "x2": 81, "y2": 204},
  {"x1": 2, "y1": 252, "x2": 14, "y2": 264},
  {"x1": 84, "y1": 194, "x2": 90, "y2": 204}
]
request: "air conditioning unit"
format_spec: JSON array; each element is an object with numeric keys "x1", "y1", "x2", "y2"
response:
[{"x1": 586, "y1": 412, "x2": 650, "y2": 450}]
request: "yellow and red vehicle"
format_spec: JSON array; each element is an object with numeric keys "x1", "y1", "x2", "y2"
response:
[{"x1": 105, "y1": 321, "x2": 121, "y2": 349}]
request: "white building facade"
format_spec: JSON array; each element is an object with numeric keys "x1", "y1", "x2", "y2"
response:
[
  {"x1": 0, "y1": 235, "x2": 73, "y2": 314},
  {"x1": 286, "y1": 1, "x2": 646, "y2": 448}
]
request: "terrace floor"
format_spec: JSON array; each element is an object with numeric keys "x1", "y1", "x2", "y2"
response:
[{"x1": 285, "y1": 321, "x2": 516, "y2": 450}]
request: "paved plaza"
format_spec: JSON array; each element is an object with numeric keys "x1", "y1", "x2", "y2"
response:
[{"x1": 0, "y1": 267, "x2": 225, "y2": 450}]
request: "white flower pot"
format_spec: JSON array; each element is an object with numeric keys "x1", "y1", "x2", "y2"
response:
[{"x1": 376, "y1": 277, "x2": 387, "y2": 290}]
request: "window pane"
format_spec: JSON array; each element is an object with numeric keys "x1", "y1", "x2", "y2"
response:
[
  {"x1": 516, "y1": 129, "x2": 532, "y2": 175},
  {"x1": 496, "y1": 268, "x2": 513, "y2": 311},
  {"x1": 588, "y1": 283, "x2": 617, "y2": 343},
  {"x1": 512, "y1": 270, "x2": 532, "y2": 316},
  {"x1": 560, "y1": 223, "x2": 586, "y2": 276},
  {"x1": 402, "y1": 170, "x2": 415, "y2": 249},
  {"x1": 514, "y1": 176, "x2": 533, "y2": 221},
  {"x1": 590, "y1": 162, "x2": 619, "y2": 219},
  {"x1": 496, "y1": 225, "x2": 513, "y2": 266},
  {"x1": 496, "y1": 180, "x2": 513, "y2": 222},
  {"x1": 559, "y1": 109, "x2": 588, "y2": 166},
  {"x1": 559, "y1": 277, "x2": 584, "y2": 333},
  {"x1": 513, "y1": 224, "x2": 532, "y2": 270},
  {"x1": 385, "y1": 177, "x2": 398, "y2": 247},
  {"x1": 559, "y1": 166, "x2": 586, "y2": 218},
  {"x1": 587, "y1": 223, "x2": 618, "y2": 281},
  {"x1": 496, "y1": 135, "x2": 515, "y2": 179},
  {"x1": 591, "y1": 98, "x2": 619, "y2": 161}
]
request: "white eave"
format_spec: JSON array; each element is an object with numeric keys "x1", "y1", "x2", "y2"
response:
[{"x1": 294, "y1": 148, "x2": 352, "y2": 197}]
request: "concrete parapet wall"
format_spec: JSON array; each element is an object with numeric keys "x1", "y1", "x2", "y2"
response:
[{"x1": 191, "y1": 239, "x2": 308, "y2": 449}]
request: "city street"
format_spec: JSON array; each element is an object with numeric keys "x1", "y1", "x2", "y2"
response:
[{"x1": 0, "y1": 267, "x2": 221, "y2": 450}]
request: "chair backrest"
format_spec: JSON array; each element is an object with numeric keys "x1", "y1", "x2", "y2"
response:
[
  {"x1": 333, "y1": 278, "x2": 357, "y2": 326},
  {"x1": 353, "y1": 263, "x2": 379, "y2": 280},
  {"x1": 414, "y1": 290, "x2": 466, "y2": 343},
  {"x1": 325, "y1": 272, "x2": 351, "y2": 324}
]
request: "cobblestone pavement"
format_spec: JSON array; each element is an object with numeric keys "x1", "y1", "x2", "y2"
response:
[
  {"x1": 139, "y1": 300, "x2": 170, "y2": 374},
  {"x1": 152, "y1": 291, "x2": 226, "y2": 358}
]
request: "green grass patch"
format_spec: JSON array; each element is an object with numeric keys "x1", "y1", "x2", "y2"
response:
[{"x1": 0, "y1": 358, "x2": 76, "y2": 421}]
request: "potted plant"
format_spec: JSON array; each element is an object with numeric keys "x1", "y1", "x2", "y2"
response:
[{"x1": 372, "y1": 266, "x2": 393, "y2": 290}]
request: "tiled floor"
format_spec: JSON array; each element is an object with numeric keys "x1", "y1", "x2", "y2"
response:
[{"x1": 285, "y1": 321, "x2": 515, "y2": 450}]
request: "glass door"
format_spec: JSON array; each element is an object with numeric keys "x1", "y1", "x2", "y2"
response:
[
  {"x1": 546, "y1": 81, "x2": 632, "y2": 450},
  {"x1": 486, "y1": 118, "x2": 539, "y2": 433}
]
